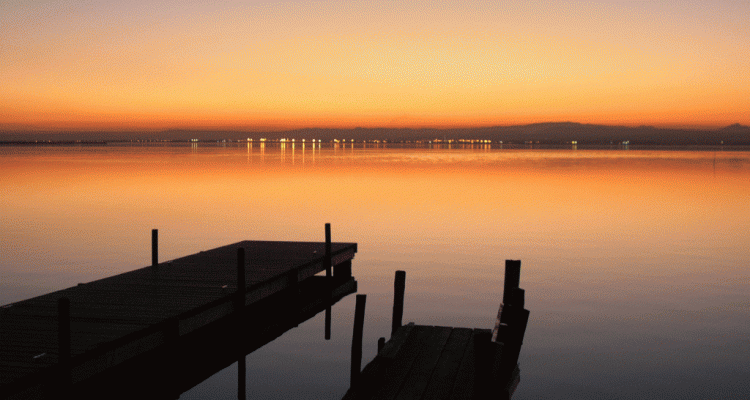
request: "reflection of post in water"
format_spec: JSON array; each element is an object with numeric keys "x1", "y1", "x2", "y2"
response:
[
  {"x1": 325, "y1": 306, "x2": 332, "y2": 340},
  {"x1": 237, "y1": 353, "x2": 246, "y2": 400}
]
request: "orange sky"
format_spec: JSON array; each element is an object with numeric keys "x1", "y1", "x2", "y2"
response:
[{"x1": 1, "y1": 1, "x2": 748, "y2": 131}]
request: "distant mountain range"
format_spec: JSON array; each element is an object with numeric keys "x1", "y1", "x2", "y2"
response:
[{"x1": 2, "y1": 122, "x2": 749, "y2": 145}]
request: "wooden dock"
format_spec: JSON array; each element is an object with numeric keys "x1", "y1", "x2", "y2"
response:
[
  {"x1": 343, "y1": 261, "x2": 529, "y2": 400},
  {"x1": 0, "y1": 229, "x2": 358, "y2": 399}
]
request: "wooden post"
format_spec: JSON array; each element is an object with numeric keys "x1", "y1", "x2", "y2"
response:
[
  {"x1": 350, "y1": 294, "x2": 367, "y2": 388},
  {"x1": 503, "y1": 260, "x2": 521, "y2": 305},
  {"x1": 391, "y1": 270, "x2": 406, "y2": 336},
  {"x1": 236, "y1": 247, "x2": 246, "y2": 310},
  {"x1": 58, "y1": 297, "x2": 71, "y2": 387},
  {"x1": 152, "y1": 229, "x2": 158, "y2": 267},
  {"x1": 325, "y1": 223, "x2": 332, "y2": 278},
  {"x1": 495, "y1": 322, "x2": 510, "y2": 344},
  {"x1": 237, "y1": 354, "x2": 246, "y2": 400},
  {"x1": 512, "y1": 288, "x2": 525, "y2": 309},
  {"x1": 377, "y1": 337, "x2": 386, "y2": 353},
  {"x1": 325, "y1": 306, "x2": 332, "y2": 340}
]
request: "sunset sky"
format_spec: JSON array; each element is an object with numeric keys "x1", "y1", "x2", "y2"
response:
[{"x1": 2, "y1": 0, "x2": 748, "y2": 131}]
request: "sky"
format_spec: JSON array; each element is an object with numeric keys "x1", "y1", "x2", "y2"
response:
[{"x1": 1, "y1": 0, "x2": 749, "y2": 131}]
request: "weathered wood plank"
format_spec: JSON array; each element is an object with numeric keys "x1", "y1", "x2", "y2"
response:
[
  {"x1": 368, "y1": 326, "x2": 434, "y2": 400},
  {"x1": 392, "y1": 326, "x2": 453, "y2": 400},
  {"x1": 449, "y1": 328, "x2": 491, "y2": 400},
  {"x1": 419, "y1": 327, "x2": 473, "y2": 400},
  {"x1": 378, "y1": 322, "x2": 415, "y2": 360}
]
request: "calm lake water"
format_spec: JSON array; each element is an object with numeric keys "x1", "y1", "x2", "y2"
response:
[{"x1": 1, "y1": 143, "x2": 748, "y2": 399}]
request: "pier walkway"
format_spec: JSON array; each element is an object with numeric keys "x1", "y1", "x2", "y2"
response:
[{"x1": 1, "y1": 233, "x2": 357, "y2": 399}]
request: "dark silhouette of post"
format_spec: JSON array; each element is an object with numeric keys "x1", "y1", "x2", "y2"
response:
[
  {"x1": 236, "y1": 248, "x2": 246, "y2": 310},
  {"x1": 325, "y1": 306, "x2": 332, "y2": 340},
  {"x1": 391, "y1": 270, "x2": 406, "y2": 336},
  {"x1": 503, "y1": 260, "x2": 521, "y2": 305},
  {"x1": 58, "y1": 297, "x2": 71, "y2": 387},
  {"x1": 237, "y1": 354, "x2": 246, "y2": 400},
  {"x1": 351, "y1": 294, "x2": 367, "y2": 388},
  {"x1": 325, "y1": 223, "x2": 332, "y2": 278},
  {"x1": 377, "y1": 337, "x2": 385, "y2": 353},
  {"x1": 152, "y1": 229, "x2": 158, "y2": 267}
]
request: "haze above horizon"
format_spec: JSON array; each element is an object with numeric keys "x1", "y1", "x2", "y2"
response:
[{"x1": 2, "y1": 1, "x2": 749, "y2": 131}]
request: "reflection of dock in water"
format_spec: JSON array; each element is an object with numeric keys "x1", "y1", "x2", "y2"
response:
[
  {"x1": 344, "y1": 261, "x2": 529, "y2": 400},
  {"x1": 0, "y1": 226, "x2": 357, "y2": 399}
]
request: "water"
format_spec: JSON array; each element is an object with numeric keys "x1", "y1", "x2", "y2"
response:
[{"x1": 1, "y1": 143, "x2": 748, "y2": 399}]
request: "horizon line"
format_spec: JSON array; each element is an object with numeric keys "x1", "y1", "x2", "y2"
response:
[{"x1": 1, "y1": 121, "x2": 746, "y2": 133}]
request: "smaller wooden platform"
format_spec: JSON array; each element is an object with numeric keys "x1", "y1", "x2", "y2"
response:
[
  {"x1": 343, "y1": 260, "x2": 529, "y2": 400},
  {"x1": 343, "y1": 324, "x2": 519, "y2": 400}
]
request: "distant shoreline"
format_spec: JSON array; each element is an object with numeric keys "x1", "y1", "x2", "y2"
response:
[
  {"x1": 2, "y1": 140, "x2": 750, "y2": 152},
  {"x1": 2, "y1": 122, "x2": 749, "y2": 146}
]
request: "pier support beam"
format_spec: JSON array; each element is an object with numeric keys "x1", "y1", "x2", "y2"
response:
[
  {"x1": 152, "y1": 229, "x2": 158, "y2": 267},
  {"x1": 237, "y1": 354, "x2": 246, "y2": 400},
  {"x1": 503, "y1": 260, "x2": 521, "y2": 305},
  {"x1": 325, "y1": 223, "x2": 332, "y2": 278},
  {"x1": 391, "y1": 270, "x2": 406, "y2": 336},
  {"x1": 350, "y1": 294, "x2": 367, "y2": 388},
  {"x1": 325, "y1": 306, "x2": 332, "y2": 340}
]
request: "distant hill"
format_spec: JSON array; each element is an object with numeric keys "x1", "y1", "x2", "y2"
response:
[{"x1": 1, "y1": 122, "x2": 749, "y2": 145}]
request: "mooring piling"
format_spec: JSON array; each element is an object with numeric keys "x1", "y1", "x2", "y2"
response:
[
  {"x1": 237, "y1": 354, "x2": 246, "y2": 400},
  {"x1": 350, "y1": 294, "x2": 367, "y2": 388},
  {"x1": 152, "y1": 229, "x2": 158, "y2": 267},
  {"x1": 325, "y1": 306, "x2": 332, "y2": 340},
  {"x1": 325, "y1": 223, "x2": 332, "y2": 278},
  {"x1": 391, "y1": 270, "x2": 406, "y2": 336},
  {"x1": 503, "y1": 260, "x2": 521, "y2": 305}
]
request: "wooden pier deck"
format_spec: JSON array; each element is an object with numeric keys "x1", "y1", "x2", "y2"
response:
[
  {"x1": 343, "y1": 261, "x2": 529, "y2": 400},
  {"x1": 0, "y1": 236, "x2": 357, "y2": 399}
]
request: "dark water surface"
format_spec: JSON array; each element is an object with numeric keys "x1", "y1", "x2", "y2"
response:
[{"x1": 1, "y1": 143, "x2": 748, "y2": 399}]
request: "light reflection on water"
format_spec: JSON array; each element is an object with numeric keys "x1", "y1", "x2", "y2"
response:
[{"x1": 1, "y1": 144, "x2": 749, "y2": 399}]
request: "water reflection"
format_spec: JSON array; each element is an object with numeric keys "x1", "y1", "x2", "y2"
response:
[{"x1": 1, "y1": 145, "x2": 748, "y2": 400}]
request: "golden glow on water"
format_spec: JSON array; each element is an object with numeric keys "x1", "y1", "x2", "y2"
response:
[{"x1": 1, "y1": 145, "x2": 749, "y2": 399}]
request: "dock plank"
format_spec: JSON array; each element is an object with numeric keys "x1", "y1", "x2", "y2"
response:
[
  {"x1": 392, "y1": 326, "x2": 453, "y2": 400},
  {"x1": 420, "y1": 327, "x2": 473, "y2": 400},
  {"x1": 369, "y1": 326, "x2": 434, "y2": 400}
]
